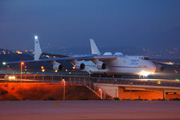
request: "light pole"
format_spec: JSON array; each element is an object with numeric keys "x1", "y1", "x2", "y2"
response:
[
  {"x1": 130, "y1": 82, "x2": 133, "y2": 100},
  {"x1": 20, "y1": 62, "x2": 24, "y2": 100},
  {"x1": 21, "y1": 62, "x2": 24, "y2": 81},
  {"x1": 99, "y1": 88, "x2": 103, "y2": 99},
  {"x1": 62, "y1": 79, "x2": 66, "y2": 100}
]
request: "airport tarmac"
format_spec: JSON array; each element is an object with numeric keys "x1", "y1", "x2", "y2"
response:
[{"x1": 0, "y1": 100, "x2": 180, "y2": 120}]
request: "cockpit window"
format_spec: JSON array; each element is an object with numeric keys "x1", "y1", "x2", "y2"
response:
[{"x1": 141, "y1": 57, "x2": 149, "y2": 60}]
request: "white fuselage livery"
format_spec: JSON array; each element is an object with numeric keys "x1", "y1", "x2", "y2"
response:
[{"x1": 74, "y1": 55, "x2": 156, "y2": 76}]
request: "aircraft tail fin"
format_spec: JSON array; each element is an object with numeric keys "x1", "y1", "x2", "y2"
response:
[
  {"x1": 90, "y1": 39, "x2": 100, "y2": 55},
  {"x1": 34, "y1": 36, "x2": 42, "y2": 60}
]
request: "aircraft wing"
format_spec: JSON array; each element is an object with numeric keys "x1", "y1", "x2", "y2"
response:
[
  {"x1": 94, "y1": 55, "x2": 117, "y2": 62},
  {"x1": 5, "y1": 55, "x2": 117, "y2": 64},
  {"x1": 152, "y1": 60, "x2": 176, "y2": 65},
  {"x1": 42, "y1": 52, "x2": 70, "y2": 57}
]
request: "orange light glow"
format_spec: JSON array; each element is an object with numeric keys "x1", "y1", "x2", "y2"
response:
[
  {"x1": 16, "y1": 50, "x2": 22, "y2": 54},
  {"x1": 174, "y1": 70, "x2": 178, "y2": 74},
  {"x1": 62, "y1": 79, "x2": 66, "y2": 84},
  {"x1": 41, "y1": 66, "x2": 44, "y2": 69},
  {"x1": 98, "y1": 88, "x2": 102, "y2": 92},
  {"x1": 72, "y1": 66, "x2": 75, "y2": 69},
  {"x1": 21, "y1": 62, "x2": 24, "y2": 65},
  {"x1": 98, "y1": 88, "x2": 103, "y2": 99}
]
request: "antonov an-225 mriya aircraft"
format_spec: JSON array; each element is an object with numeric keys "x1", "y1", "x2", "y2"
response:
[{"x1": 5, "y1": 36, "x2": 166, "y2": 77}]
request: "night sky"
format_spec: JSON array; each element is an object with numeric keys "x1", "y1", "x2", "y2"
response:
[{"x1": 1, "y1": 0, "x2": 180, "y2": 50}]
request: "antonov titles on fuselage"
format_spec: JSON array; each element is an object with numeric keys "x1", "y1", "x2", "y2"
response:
[{"x1": 5, "y1": 36, "x2": 166, "y2": 77}]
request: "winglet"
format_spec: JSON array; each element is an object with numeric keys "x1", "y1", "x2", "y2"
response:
[
  {"x1": 90, "y1": 39, "x2": 100, "y2": 55},
  {"x1": 34, "y1": 35, "x2": 42, "y2": 60}
]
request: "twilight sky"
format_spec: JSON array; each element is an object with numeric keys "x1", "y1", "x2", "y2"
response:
[{"x1": 0, "y1": 0, "x2": 180, "y2": 50}]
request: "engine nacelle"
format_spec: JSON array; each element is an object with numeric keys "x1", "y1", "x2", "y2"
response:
[
  {"x1": 53, "y1": 64, "x2": 64, "y2": 70},
  {"x1": 97, "y1": 62, "x2": 106, "y2": 69},
  {"x1": 75, "y1": 63, "x2": 85, "y2": 70}
]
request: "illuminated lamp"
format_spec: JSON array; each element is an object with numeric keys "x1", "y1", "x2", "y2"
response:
[
  {"x1": 140, "y1": 71, "x2": 151, "y2": 77},
  {"x1": 2, "y1": 62, "x2": 6, "y2": 65},
  {"x1": 34, "y1": 35, "x2": 38, "y2": 39}
]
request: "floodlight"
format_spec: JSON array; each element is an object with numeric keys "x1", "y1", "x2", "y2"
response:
[
  {"x1": 2, "y1": 62, "x2": 6, "y2": 65},
  {"x1": 34, "y1": 35, "x2": 38, "y2": 39}
]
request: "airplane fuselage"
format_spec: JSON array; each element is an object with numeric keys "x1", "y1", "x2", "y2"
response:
[{"x1": 78, "y1": 55, "x2": 156, "y2": 76}]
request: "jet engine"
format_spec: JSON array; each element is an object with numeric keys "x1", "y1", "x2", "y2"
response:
[
  {"x1": 53, "y1": 64, "x2": 64, "y2": 70},
  {"x1": 75, "y1": 63, "x2": 85, "y2": 70},
  {"x1": 97, "y1": 62, "x2": 106, "y2": 69}
]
